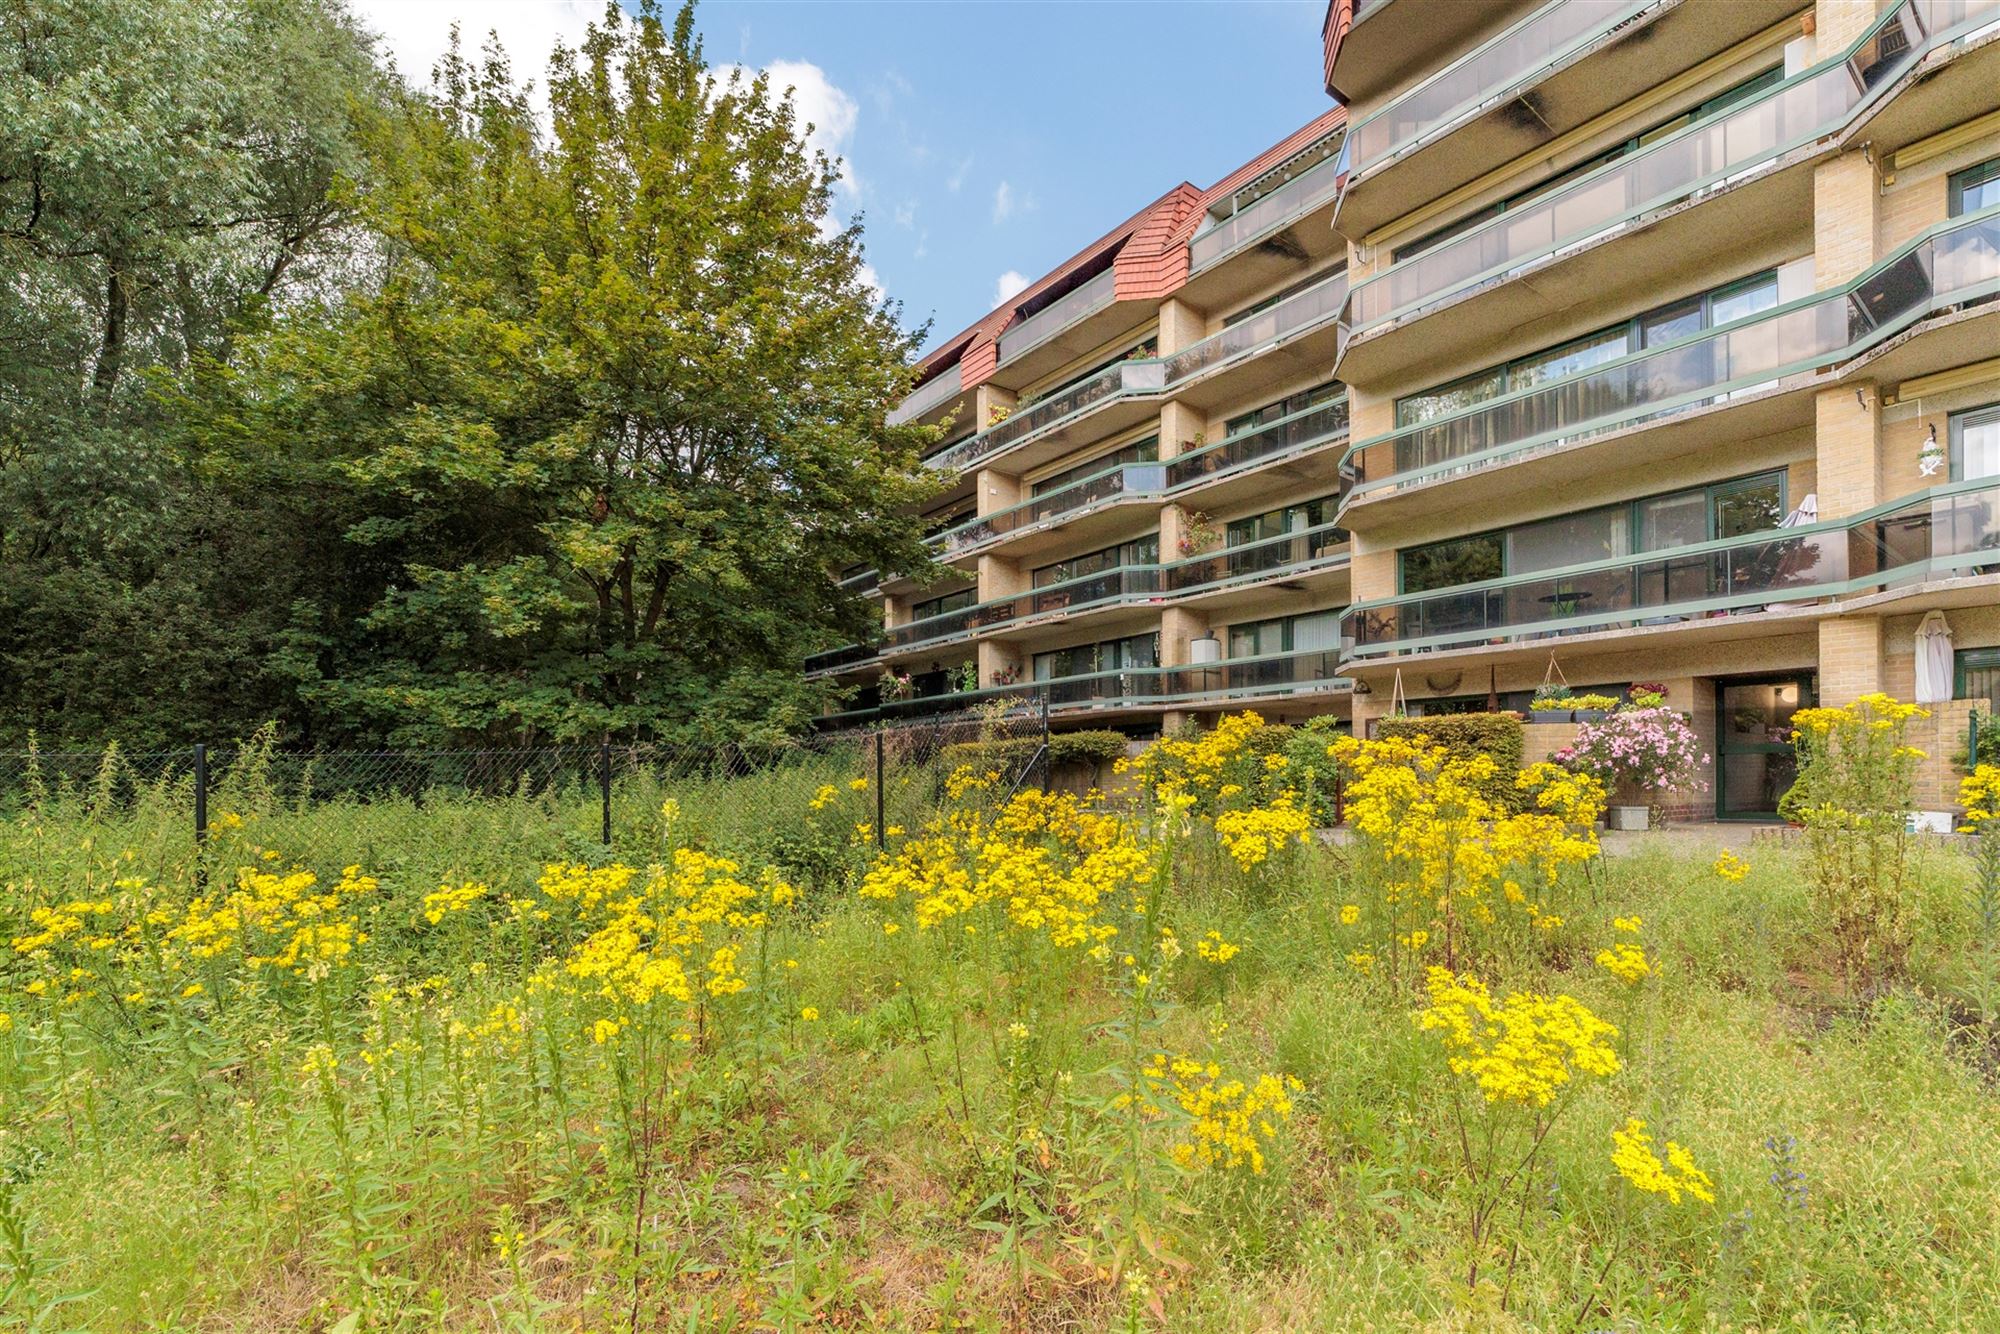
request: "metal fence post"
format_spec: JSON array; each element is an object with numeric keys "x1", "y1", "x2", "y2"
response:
[
  {"x1": 192, "y1": 743, "x2": 208, "y2": 847},
  {"x1": 1973, "y1": 710, "x2": 1983, "y2": 769},
  {"x1": 599, "y1": 737, "x2": 612, "y2": 846},
  {"x1": 873, "y1": 730, "x2": 886, "y2": 850}
]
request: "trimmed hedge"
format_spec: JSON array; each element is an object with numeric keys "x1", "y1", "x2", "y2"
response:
[
  {"x1": 939, "y1": 729, "x2": 1129, "y2": 774},
  {"x1": 1374, "y1": 712, "x2": 1526, "y2": 810}
]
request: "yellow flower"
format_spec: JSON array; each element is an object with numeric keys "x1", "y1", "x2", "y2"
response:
[
  {"x1": 1339, "y1": 904, "x2": 1359, "y2": 925},
  {"x1": 1597, "y1": 941, "x2": 1651, "y2": 985},
  {"x1": 800, "y1": 1006, "x2": 819, "y2": 1022},
  {"x1": 1613, "y1": 915, "x2": 1642, "y2": 933},
  {"x1": 1611, "y1": 1118, "x2": 1715, "y2": 1204},
  {"x1": 1713, "y1": 850, "x2": 1749, "y2": 881},
  {"x1": 1195, "y1": 930, "x2": 1240, "y2": 963},
  {"x1": 1414, "y1": 967, "x2": 1620, "y2": 1105}
]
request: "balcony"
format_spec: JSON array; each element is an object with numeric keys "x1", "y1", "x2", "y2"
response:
[
  {"x1": 991, "y1": 270, "x2": 1135, "y2": 389},
  {"x1": 1328, "y1": 0, "x2": 1535, "y2": 107},
  {"x1": 1342, "y1": 206, "x2": 2000, "y2": 509},
  {"x1": 1337, "y1": 0, "x2": 1999, "y2": 381},
  {"x1": 883, "y1": 521, "x2": 1353, "y2": 656},
  {"x1": 804, "y1": 643, "x2": 881, "y2": 677},
  {"x1": 933, "y1": 394, "x2": 1351, "y2": 564},
  {"x1": 929, "y1": 273, "x2": 1351, "y2": 480},
  {"x1": 1342, "y1": 476, "x2": 2000, "y2": 660},
  {"x1": 889, "y1": 361, "x2": 966, "y2": 429},
  {"x1": 841, "y1": 648, "x2": 1353, "y2": 725},
  {"x1": 1332, "y1": 0, "x2": 1796, "y2": 238},
  {"x1": 1864, "y1": 0, "x2": 2000, "y2": 156}
]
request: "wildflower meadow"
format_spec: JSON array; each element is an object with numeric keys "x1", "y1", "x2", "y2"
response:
[{"x1": 2, "y1": 708, "x2": 1999, "y2": 1331}]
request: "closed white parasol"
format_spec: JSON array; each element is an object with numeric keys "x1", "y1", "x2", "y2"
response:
[{"x1": 1915, "y1": 609, "x2": 1954, "y2": 704}]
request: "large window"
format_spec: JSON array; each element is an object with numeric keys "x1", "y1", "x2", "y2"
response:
[
  {"x1": 1393, "y1": 65, "x2": 1784, "y2": 265},
  {"x1": 909, "y1": 588, "x2": 975, "y2": 622},
  {"x1": 1227, "y1": 380, "x2": 1344, "y2": 437},
  {"x1": 1395, "y1": 270, "x2": 1781, "y2": 429},
  {"x1": 1950, "y1": 158, "x2": 2000, "y2": 218},
  {"x1": 1031, "y1": 435, "x2": 1158, "y2": 497},
  {"x1": 1227, "y1": 609, "x2": 1342, "y2": 658},
  {"x1": 1952, "y1": 402, "x2": 2000, "y2": 481},
  {"x1": 1399, "y1": 470, "x2": 1787, "y2": 593},
  {"x1": 1958, "y1": 647, "x2": 2000, "y2": 709},
  {"x1": 1033, "y1": 632, "x2": 1159, "y2": 682},
  {"x1": 1226, "y1": 495, "x2": 1343, "y2": 546},
  {"x1": 1032, "y1": 534, "x2": 1159, "y2": 588}
]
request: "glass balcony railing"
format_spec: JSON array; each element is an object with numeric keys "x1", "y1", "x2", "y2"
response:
[
  {"x1": 933, "y1": 461, "x2": 1167, "y2": 557},
  {"x1": 1343, "y1": 0, "x2": 1661, "y2": 181},
  {"x1": 1345, "y1": 0, "x2": 2000, "y2": 335},
  {"x1": 1163, "y1": 271, "x2": 1348, "y2": 382},
  {"x1": 999, "y1": 269, "x2": 1118, "y2": 365},
  {"x1": 853, "y1": 648, "x2": 1352, "y2": 723},
  {"x1": 804, "y1": 643, "x2": 881, "y2": 674},
  {"x1": 889, "y1": 362, "x2": 964, "y2": 428},
  {"x1": 886, "y1": 523, "x2": 1353, "y2": 654},
  {"x1": 929, "y1": 396, "x2": 1351, "y2": 560},
  {"x1": 1189, "y1": 152, "x2": 1343, "y2": 273},
  {"x1": 1344, "y1": 477, "x2": 2000, "y2": 657},
  {"x1": 1345, "y1": 206, "x2": 2000, "y2": 493},
  {"x1": 1164, "y1": 395, "x2": 1352, "y2": 488},
  {"x1": 929, "y1": 359, "x2": 1167, "y2": 476}
]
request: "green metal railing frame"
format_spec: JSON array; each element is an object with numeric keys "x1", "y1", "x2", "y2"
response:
[
  {"x1": 1341, "y1": 475, "x2": 2000, "y2": 657},
  {"x1": 1342, "y1": 0, "x2": 1997, "y2": 335},
  {"x1": 1339, "y1": 203, "x2": 2000, "y2": 494}
]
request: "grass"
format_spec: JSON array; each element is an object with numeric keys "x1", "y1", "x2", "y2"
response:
[{"x1": 0, "y1": 731, "x2": 1996, "y2": 1332}]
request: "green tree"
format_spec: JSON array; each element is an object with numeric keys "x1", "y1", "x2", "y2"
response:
[
  {"x1": 0, "y1": 0, "x2": 388, "y2": 744},
  {"x1": 185, "y1": 2, "x2": 938, "y2": 744}
]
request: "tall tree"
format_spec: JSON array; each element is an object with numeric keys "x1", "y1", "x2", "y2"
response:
[
  {"x1": 185, "y1": 2, "x2": 938, "y2": 744},
  {"x1": 0, "y1": 0, "x2": 388, "y2": 743}
]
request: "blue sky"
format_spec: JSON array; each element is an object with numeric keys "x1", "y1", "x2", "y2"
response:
[
  {"x1": 697, "y1": 2, "x2": 1336, "y2": 350},
  {"x1": 355, "y1": 1, "x2": 1336, "y2": 353}
]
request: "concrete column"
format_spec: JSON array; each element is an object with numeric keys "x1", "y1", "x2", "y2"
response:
[
  {"x1": 1157, "y1": 297, "x2": 1207, "y2": 357},
  {"x1": 1161, "y1": 606, "x2": 1213, "y2": 668},
  {"x1": 1813, "y1": 149, "x2": 1878, "y2": 290},
  {"x1": 976, "y1": 637, "x2": 1023, "y2": 690},
  {"x1": 973, "y1": 383, "x2": 1018, "y2": 435},
  {"x1": 1818, "y1": 614, "x2": 1885, "y2": 705},
  {"x1": 1347, "y1": 537, "x2": 1397, "y2": 604},
  {"x1": 1813, "y1": 0, "x2": 1880, "y2": 51},
  {"x1": 1159, "y1": 400, "x2": 1207, "y2": 459},
  {"x1": 977, "y1": 553, "x2": 1027, "y2": 602},
  {"x1": 1813, "y1": 382, "x2": 1880, "y2": 520},
  {"x1": 880, "y1": 593, "x2": 906, "y2": 630},
  {"x1": 974, "y1": 467, "x2": 1023, "y2": 518}
]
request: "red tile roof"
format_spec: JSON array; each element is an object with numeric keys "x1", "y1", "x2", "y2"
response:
[
  {"x1": 911, "y1": 103, "x2": 1348, "y2": 392},
  {"x1": 1323, "y1": 0, "x2": 1356, "y2": 99}
]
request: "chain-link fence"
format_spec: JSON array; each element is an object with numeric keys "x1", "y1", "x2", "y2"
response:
[{"x1": 0, "y1": 705, "x2": 1057, "y2": 898}]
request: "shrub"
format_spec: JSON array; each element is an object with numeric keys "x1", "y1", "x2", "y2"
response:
[
  {"x1": 1561, "y1": 707, "x2": 1707, "y2": 803},
  {"x1": 938, "y1": 729, "x2": 1128, "y2": 777},
  {"x1": 1374, "y1": 712, "x2": 1525, "y2": 811}
]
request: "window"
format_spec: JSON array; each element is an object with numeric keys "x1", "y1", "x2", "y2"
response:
[
  {"x1": 1226, "y1": 610, "x2": 1341, "y2": 658},
  {"x1": 909, "y1": 588, "x2": 975, "y2": 622},
  {"x1": 1033, "y1": 534, "x2": 1159, "y2": 588},
  {"x1": 1952, "y1": 402, "x2": 2000, "y2": 481},
  {"x1": 1223, "y1": 266, "x2": 1344, "y2": 329},
  {"x1": 1226, "y1": 495, "x2": 1342, "y2": 546},
  {"x1": 1958, "y1": 648, "x2": 2000, "y2": 709},
  {"x1": 1949, "y1": 158, "x2": 2000, "y2": 217},
  {"x1": 1031, "y1": 436, "x2": 1158, "y2": 496},
  {"x1": 1393, "y1": 65, "x2": 1783, "y2": 265},
  {"x1": 1033, "y1": 632, "x2": 1159, "y2": 681},
  {"x1": 1398, "y1": 470, "x2": 1787, "y2": 593},
  {"x1": 1395, "y1": 269, "x2": 1779, "y2": 428},
  {"x1": 1227, "y1": 380, "x2": 1344, "y2": 436}
]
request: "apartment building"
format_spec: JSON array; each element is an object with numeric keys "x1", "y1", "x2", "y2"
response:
[
  {"x1": 812, "y1": 0, "x2": 2000, "y2": 818},
  {"x1": 806, "y1": 109, "x2": 1361, "y2": 736},
  {"x1": 1327, "y1": 0, "x2": 2000, "y2": 817}
]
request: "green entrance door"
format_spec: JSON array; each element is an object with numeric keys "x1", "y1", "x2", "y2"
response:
[{"x1": 1715, "y1": 676, "x2": 1811, "y2": 820}]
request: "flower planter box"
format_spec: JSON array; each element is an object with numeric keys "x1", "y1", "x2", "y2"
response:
[{"x1": 1530, "y1": 708, "x2": 1575, "y2": 723}]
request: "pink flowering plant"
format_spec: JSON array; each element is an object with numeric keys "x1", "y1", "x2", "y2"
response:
[{"x1": 1559, "y1": 707, "x2": 1709, "y2": 798}]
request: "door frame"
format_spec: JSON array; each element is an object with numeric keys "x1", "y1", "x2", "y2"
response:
[{"x1": 1712, "y1": 672, "x2": 1816, "y2": 821}]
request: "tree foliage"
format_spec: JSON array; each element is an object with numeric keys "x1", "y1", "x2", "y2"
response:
[{"x1": 2, "y1": 1, "x2": 937, "y2": 746}]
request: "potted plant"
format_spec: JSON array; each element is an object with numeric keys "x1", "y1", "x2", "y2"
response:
[
  {"x1": 879, "y1": 669, "x2": 914, "y2": 702},
  {"x1": 1530, "y1": 683, "x2": 1574, "y2": 722},
  {"x1": 1175, "y1": 506, "x2": 1219, "y2": 557},
  {"x1": 1564, "y1": 693, "x2": 1622, "y2": 723},
  {"x1": 1562, "y1": 706, "x2": 1708, "y2": 830}
]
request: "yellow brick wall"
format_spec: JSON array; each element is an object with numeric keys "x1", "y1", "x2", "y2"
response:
[
  {"x1": 1813, "y1": 383, "x2": 1881, "y2": 519},
  {"x1": 1818, "y1": 615, "x2": 1885, "y2": 704},
  {"x1": 1812, "y1": 150, "x2": 1879, "y2": 288}
]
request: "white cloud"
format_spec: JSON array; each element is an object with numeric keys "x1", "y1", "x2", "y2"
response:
[
  {"x1": 992, "y1": 270, "x2": 1030, "y2": 309},
  {"x1": 992, "y1": 181, "x2": 1014, "y2": 224},
  {"x1": 946, "y1": 155, "x2": 973, "y2": 194},
  {"x1": 349, "y1": 0, "x2": 595, "y2": 98},
  {"x1": 892, "y1": 201, "x2": 917, "y2": 229},
  {"x1": 758, "y1": 59, "x2": 860, "y2": 198}
]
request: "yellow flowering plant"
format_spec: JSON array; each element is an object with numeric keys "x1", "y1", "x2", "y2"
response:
[
  {"x1": 1787, "y1": 694, "x2": 1929, "y2": 980},
  {"x1": 1956, "y1": 766, "x2": 2000, "y2": 1025}
]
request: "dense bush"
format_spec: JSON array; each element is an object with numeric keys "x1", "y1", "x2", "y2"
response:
[
  {"x1": 1374, "y1": 712, "x2": 1526, "y2": 811},
  {"x1": 938, "y1": 729, "x2": 1129, "y2": 776}
]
